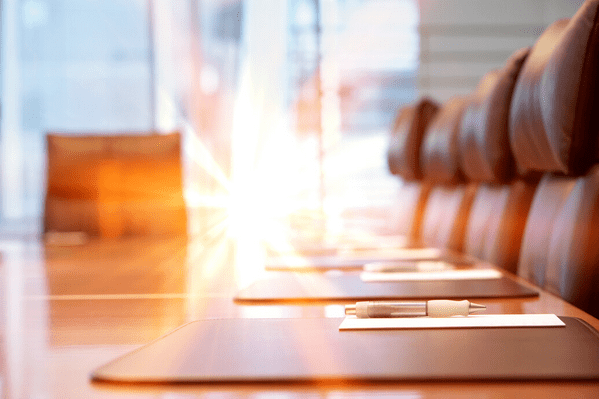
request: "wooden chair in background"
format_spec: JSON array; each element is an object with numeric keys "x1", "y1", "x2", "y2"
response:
[{"x1": 43, "y1": 132, "x2": 187, "y2": 238}]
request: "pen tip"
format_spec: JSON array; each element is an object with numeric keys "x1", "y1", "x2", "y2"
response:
[{"x1": 469, "y1": 302, "x2": 486, "y2": 313}]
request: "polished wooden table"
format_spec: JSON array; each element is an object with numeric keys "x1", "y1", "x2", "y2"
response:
[{"x1": 1, "y1": 233, "x2": 599, "y2": 398}]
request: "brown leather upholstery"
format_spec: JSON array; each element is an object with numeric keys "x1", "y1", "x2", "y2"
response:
[
  {"x1": 517, "y1": 174, "x2": 577, "y2": 287},
  {"x1": 387, "y1": 97, "x2": 439, "y2": 180},
  {"x1": 44, "y1": 132, "x2": 187, "y2": 237},
  {"x1": 459, "y1": 47, "x2": 530, "y2": 183},
  {"x1": 420, "y1": 97, "x2": 468, "y2": 184},
  {"x1": 463, "y1": 180, "x2": 537, "y2": 274},
  {"x1": 420, "y1": 183, "x2": 477, "y2": 252},
  {"x1": 509, "y1": 0, "x2": 599, "y2": 176},
  {"x1": 517, "y1": 168, "x2": 599, "y2": 318},
  {"x1": 545, "y1": 166, "x2": 599, "y2": 317},
  {"x1": 391, "y1": 180, "x2": 432, "y2": 247}
]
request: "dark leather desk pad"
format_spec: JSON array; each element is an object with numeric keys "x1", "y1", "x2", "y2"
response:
[
  {"x1": 92, "y1": 317, "x2": 599, "y2": 383},
  {"x1": 234, "y1": 273, "x2": 538, "y2": 304}
]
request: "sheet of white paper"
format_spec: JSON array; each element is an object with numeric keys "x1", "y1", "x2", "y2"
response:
[
  {"x1": 339, "y1": 314, "x2": 565, "y2": 330},
  {"x1": 360, "y1": 268, "x2": 503, "y2": 282},
  {"x1": 338, "y1": 235, "x2": 408, "y2": 252},
  {"x1": 265, "y1": 248, "x2": 450, "y2": 268},
  {"x1": 343, "y1": 247, "x2": 443, "y2": 260},
  {"x1": 363, "y1": 261, "x2": 455, "y2": 273}
]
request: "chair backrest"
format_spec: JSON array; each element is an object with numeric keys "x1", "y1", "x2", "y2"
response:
[
  {"x1": 391, "y1": 180, "x2": 432, "y2": 248},
  {"x1": 517, "y1": 174, "x2": 578, "y2": 287},
  {"x1": 387, "y1": 97, "x2": 439, "y2": 181},
  {"x1": 546, "y1": 166, "x2": 599, "y2": 317},
  {"x1": 498, "y1": 1, "x2": 599, "y2": 318},
  {"x1": 516, "y1": 168, "x2": 599, "y2": 318},
  {"x1": 418, "y1": 96, "x2": 477, "y2": 252},
  {"x1": 385, "y1": 97, "x2": 439, "y2": 247},
  {"x1": 463, "y1": 180, "x2": 537, "y2": 273},
  {"x1": 509, "y1": 0, "x2": 599, "y2": 176},
  {"x1": 420, "y1": 96, "x2": 468, "y2": 185},
  {"x1": 419, "y1": 183, "x2": 477, "y2": 252},
  {"x1": 456, "y1": 47, "x2": 536, "y2": 272},
  {"x1": 44, "y1": 132, "x2": 187, "y2": 238},
  {"x1": 459, "y1": 47, "x2": 529, "y2": 183}
]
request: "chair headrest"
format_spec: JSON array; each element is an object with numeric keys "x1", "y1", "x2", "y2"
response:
[
  {"x1": 387, "y1": 97, "x2": 439, "y2": 180},
  {"x1": 510, "y1": 0, "x2": 599, "y2": 176},
  {"x1": 459, "y1": 47, "x2": 530, "y2": 183},
  {"x1": 420, "y1": 96, "x2": 468, "y2": 184}
]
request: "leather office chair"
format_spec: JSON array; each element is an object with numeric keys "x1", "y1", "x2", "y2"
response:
[
  {"x1": 516, "y1": 169, "x2": 599, "y2": 318},
  {"x1": 457, "y1": 47, "x2": 536, "y2": 273},
  {"x1": 517, "y1": 174, "x2": 578, "y2": 288},
  {"x1": 420, "y1": 96, "x2": 468, "y2": 185},
  {"x1": 546, "y1": 165, "x2": 599, "y2": 318},
  {"x1": 509, "y1": 0, "x2": 599, "y2": 177},
  {"x1": 387, "y1": 97, "x2": 439, "y2": 180},
  {"x1": 391, "y1": 180, "x2": 432, "y2": 248},
  {"x1": 419, "y1": 96, "x2": 477, "y2": 252},
  {"x1": 386, "y1": 97, "x2": 439, "y2": 247},
  {"x1": 44, "y1": 132, "x2": 187, "y2": 238},
  {"x1": 507, "y1": 1, "x2": 599, "y2": 317},
  {"x1": 419, "y1": 183, "x2": 477, "y2": 252},
  {"x1": 459, "y1": 47, "x2": 529, "y2": 183},
  {"x1": 463, "y1": 180, "x2": 536, "y2": 274}
]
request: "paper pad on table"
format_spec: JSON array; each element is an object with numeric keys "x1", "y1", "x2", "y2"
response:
[
  {"x1": 360, "y1": 268, "x2": 503, "y2": 282},
  {"x1": 339, "y1": 314, "x2": 565, "y2": 330},
  {"x1": 362, "y1": 260, "x2": 455, "y2": 272}
]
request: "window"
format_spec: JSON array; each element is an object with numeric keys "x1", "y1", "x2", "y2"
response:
[{"x1": 0, "y1": 0, "x2": 419, "y2": 239}]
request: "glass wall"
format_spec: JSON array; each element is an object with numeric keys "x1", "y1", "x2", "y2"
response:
[
  {"x1": 284, "y1": 0, "x2": 418, "y2": 237},
  {"x1": 0, "y1": 0, "x2": 419, "y2": 238},
  {"x1": 2, "y1": 0, "x2": 158, "y2": 229}
]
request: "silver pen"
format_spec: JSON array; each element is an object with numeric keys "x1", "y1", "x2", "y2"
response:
[{"x1": 345, "y1": 300, "x2": 486, "y2": 318}]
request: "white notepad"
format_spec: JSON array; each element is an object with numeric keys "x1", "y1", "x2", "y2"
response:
[
  {"x1": 339, "y1": 314, "x2": 566, "y2": 330},
  {"x1": 362, "y1": 260, "x2": 455, "y2": 272},
  {"x1": 360, "y1": 268, "x2": 503, "y2": 282},
  {"x1": 349, "y1": 247, "x2": 443, "y2": 259}
]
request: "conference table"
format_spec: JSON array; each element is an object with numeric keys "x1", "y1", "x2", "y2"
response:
[{"x1": 1, "y1": 227, "x2": 599, "y2": 398}]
